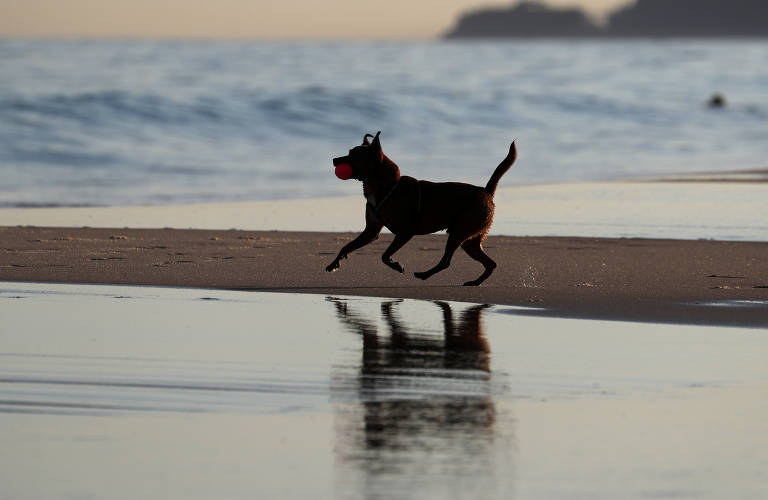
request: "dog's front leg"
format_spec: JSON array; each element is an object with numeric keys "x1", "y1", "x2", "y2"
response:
[
  {"x1": 381, "y1": 233, "x2": 412, "y2": 273},
  {"x1": 326, "y1": 211, "x2": 383, "y2": 273}
]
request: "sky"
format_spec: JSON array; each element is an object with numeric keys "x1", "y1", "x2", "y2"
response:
[{"x1": 0, "y1": 0, "x2": 631, "y2": 39}]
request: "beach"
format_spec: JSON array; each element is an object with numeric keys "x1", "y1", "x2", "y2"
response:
[
  {"x1": 2, "y1": 181, "x2": 768, "y2": 499},
  {"x1": 1, "y1": 225, "x2": 767, "y2": 326},
  {"x1": 2, "y1": 180, "x2": 767, "y2": 327},
  {"x1": 1, "y1": 175, "x2": 767, "y2": 324},
  {"x1": 2, "y1": 282, "x2": 767, "y2": 499}
]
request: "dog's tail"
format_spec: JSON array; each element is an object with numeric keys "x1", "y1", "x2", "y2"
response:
[{"x1": 484, "y1": 141, "x2": 517, "y2": 196}]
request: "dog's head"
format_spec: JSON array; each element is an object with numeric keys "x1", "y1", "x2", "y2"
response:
[{"x1": 332, "y1": 131, "x2": 400, "y2": 184}]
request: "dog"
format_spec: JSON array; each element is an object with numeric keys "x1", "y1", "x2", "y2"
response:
[{"x1": 325, "y1": 132, "x2": 517, "y2": 286}]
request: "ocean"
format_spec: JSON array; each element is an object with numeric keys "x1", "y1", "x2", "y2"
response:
[{"x1": 1, "y1": 39, "x2": 766, "y2": 207}]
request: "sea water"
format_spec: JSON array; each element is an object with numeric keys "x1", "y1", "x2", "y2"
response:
[{"x1": 1, "y1": 39, "x2": 767, "y2": 207}]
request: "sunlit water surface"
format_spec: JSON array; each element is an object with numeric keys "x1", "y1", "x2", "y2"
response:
[{"x1": 1, "y1": 282, "x2": 767, "y2": 499}]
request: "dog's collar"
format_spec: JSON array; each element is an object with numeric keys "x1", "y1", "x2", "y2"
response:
[{"x1": 368, "y1": 179, "x2": 401, "y2": 219}]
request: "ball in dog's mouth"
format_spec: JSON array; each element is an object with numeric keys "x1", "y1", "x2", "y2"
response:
[{"x1": 335, "y1": 163, "x2": 353, "y2": 180}]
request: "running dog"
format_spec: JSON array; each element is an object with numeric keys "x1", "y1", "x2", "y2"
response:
[{"x1": 326, "y1": 132, "x2": 517, "y2": 286}]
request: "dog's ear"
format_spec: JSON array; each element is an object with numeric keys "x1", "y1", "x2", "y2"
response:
[
  {"x1": 362, "y1": 133, "x2": 374, "y2": 146},
  {"x1": 369, "y1": 131, "x2": 383, "y2": 163}
]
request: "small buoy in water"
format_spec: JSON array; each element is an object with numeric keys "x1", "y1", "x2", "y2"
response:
[{"x1": 708, "y1": 93, "x2": 726, "y2": 108}]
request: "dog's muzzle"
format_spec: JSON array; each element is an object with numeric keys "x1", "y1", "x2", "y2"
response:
[{"x1": 332, "y1": 156, "x2": 349, "y2": 167}]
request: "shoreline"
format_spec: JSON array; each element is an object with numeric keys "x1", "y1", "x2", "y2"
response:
[
  {"x1": 2, "y1": 181, "x2": 766, "y2": 242},
  {"x1": 2, "y1": 226, "x2": 767, "y2": 327}
]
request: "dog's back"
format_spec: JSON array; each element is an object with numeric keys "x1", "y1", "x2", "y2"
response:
[
  {"x1": 413, "y1": 180, "x2": 493, "y2": 237},
  {"x1": 413, "y1": 141, "x2": 516, "y2": 236}
]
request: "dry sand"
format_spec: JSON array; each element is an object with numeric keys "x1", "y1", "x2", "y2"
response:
[{"x1": 1, "y1": 226, "x2": 767, "y2": 327}]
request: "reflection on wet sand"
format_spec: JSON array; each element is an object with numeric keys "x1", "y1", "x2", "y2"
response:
[
  {"x1": 2, "y1": 284, "x2": 766, "y2": 499},
  {"x1": 328, "y1": 298, "x2": 515, "y2": 499}
]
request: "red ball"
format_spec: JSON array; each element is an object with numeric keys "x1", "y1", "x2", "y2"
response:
[{"x1": 335, "y1": 163, "x2": 353, "y2": 180}]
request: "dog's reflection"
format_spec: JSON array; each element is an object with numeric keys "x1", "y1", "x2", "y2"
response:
[
  {"x1": 328, "y1": 297, "x2": 513, "y2": 498},
  {"x1": 332, "y1": 298, "x2": 491, "y2": 379}
]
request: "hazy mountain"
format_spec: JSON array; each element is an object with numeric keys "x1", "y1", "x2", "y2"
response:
[
  {"x1": 607, "y1": 0, "x2": 768, "y2": 37},
  {"x1": 444, "y1": 0, "x2": 768, "y2": 38},
  {"x1": 444, "y1": 1, "x2": 601, "y2": 38}
]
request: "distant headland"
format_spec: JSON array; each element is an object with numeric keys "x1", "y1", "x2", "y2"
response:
[{"x1": 444, "y1": 0, "x2": 768, "y2": 39}]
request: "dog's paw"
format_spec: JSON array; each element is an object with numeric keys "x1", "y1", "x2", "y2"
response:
[
  {"x1": 385, "y1": 261, "x2": 404, "y2": 273},
  {"x1": 326, "y1": 261, "x2": 340, "y2": 272},
  {"x1": 414, "y1": 271, "x2": 429, "y2": 280},
  {"x1": 463, "y1": 279, "x2": 481, "y2": 287}
]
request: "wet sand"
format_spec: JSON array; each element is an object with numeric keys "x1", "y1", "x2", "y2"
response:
[
  {"x1": 2, "y1": 284, "x2": 767, "y2": 500},
  {"x1": 1, "y1": 226, "x2": 767, "y2": 326}
]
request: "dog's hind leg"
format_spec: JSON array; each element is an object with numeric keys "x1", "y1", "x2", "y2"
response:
[
  {"x1": 414, "y1": 233, "x2": 464, "y2": 281},
  {"x1": 460, "y1": 236, "x2": 497, "y2": 286},
  {"x1": 382, "y1": 233, "x2": 413, "y2": 273}
]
